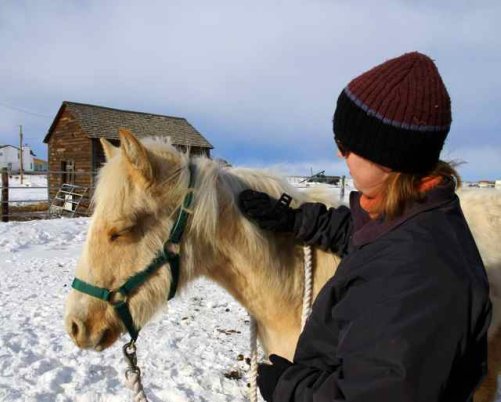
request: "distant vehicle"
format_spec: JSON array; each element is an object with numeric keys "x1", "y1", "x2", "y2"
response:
[
  {"x1": 478, "y1": 180, "x2": 495, "y2": 188},
  {"x1": 304, "y1": 170, "x2": 341, "y2": 186}
]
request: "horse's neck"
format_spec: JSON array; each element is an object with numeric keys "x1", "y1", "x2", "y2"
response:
[
  {"x1": 201, "y1": 232, "x2": 303, "y2": 356},
  {"x1": 187, "y1": 205, "x2": 338, "y2": 357},
  {"x1": 180, "y1": 162, "x2": 340, "y2": 357}
]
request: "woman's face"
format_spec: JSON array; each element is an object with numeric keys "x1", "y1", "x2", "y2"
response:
[{"x1": 338, "y1": 150, "x2": 391, "y2": 197}]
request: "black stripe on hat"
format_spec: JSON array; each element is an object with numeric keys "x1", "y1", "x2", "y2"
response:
[{"x1": 333, "y1": 89, "x2": 449, "y2": 174}]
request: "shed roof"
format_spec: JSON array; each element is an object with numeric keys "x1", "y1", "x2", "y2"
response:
[{"x1": 43, "y1": 101, "x2": 213, "y2": 149}]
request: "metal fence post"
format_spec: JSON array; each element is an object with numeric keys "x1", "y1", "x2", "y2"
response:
[{"x1": 1, "y1": 168, "x2": 8, "y2": 222}]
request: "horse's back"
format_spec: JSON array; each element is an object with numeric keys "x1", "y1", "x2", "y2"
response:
[
  {"x1": 459, "y1": 189, "x2": 501, "y2": 341},
  {"x1": 459, "y1": 189, "x2": 501, "y2": 271}
]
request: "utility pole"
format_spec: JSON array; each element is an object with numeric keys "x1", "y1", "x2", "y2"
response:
[{"x1": 19, "y1": 125, "x2": 23, "y2": 184}]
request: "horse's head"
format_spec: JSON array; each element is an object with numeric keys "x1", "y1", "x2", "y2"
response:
[{"x1": 65, "y1": 129, "x2": 191, "y2": 350}]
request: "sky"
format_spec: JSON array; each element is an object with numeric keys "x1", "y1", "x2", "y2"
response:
[{"x1": 0, "y1": 0, "x2": 500, "y2": 181}]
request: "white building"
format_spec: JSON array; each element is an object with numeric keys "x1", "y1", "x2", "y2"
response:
[
  {"x1": 495, "y1": 180, "x2": 501, "y2": 189},
  {"x1": 0, "y1": 145, "x2": 35, "y2": 172}
]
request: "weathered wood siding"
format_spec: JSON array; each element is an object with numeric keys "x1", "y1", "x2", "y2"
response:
[
  {"x1": 47, "y1": 109, "x2": 93, "y2": 201},
  {"x1": 92, "y1": 138, "x2": 119, "y2": 173}
]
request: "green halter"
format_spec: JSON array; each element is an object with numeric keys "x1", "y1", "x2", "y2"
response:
[{"x1": 72, "y1": 164, "x2": 196, "y2": 341}]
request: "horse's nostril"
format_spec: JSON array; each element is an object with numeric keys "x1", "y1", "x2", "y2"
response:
[
  {"x1": 71, "y1": 321, "x2": 79, "y2": 338},
  {"x1": 68, "y1": 318, "x2": 87, "y2": 347},
  {"x1": 96, "y1": 328, "x2": 112, "y2": 350}
]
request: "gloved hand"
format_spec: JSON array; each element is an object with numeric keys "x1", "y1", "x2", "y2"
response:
[
  {"x1": 257, "y1": 354, "x2": 293, "y2": 401},
  {"x1": 238, "y1": 190, "x2": 297, "y2": 232}
]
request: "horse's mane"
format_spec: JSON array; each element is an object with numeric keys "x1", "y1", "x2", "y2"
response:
[{"x1": 189, "y1": 158, "x2": 304, "y2": 240}]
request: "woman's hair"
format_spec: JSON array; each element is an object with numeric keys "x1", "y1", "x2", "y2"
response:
[{"x1": 380, "y1": 160, "x2": 462, "y2": 220}]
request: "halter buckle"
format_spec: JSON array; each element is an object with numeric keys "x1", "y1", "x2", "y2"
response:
[{"x1": 109, "y1": 290, "x2": 127, "y2": 305}]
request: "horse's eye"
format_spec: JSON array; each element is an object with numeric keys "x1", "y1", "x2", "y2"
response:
[
  {"x1": 110, "y1": 232, "x2": 120, "y2": 242},
  {"x1": 109, "y1": 226, "x2": 134, "y2": 242}
]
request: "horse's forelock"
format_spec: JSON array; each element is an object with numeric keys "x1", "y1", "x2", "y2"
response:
[{"x1": 91, "y1": 155, "x2": 132, "y2": 214}]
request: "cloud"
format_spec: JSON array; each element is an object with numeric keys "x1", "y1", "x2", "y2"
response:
[
  {"x1": 443, "y1": 145, "x2": 501, "y2": 181},
  {"x1": 0, "y1": 0, "x2": 500, "y2": 178}
]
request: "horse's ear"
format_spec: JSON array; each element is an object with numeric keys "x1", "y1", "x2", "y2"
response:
[
  {"x1": 100, "y1": 138, "x2": 117, "y2": 161},
  {"x1": 118, "y1": 129, "x2": 153, "y2": 182}
]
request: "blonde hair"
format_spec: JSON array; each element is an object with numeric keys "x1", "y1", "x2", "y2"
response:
[{"x1": 380, "y1": 160, "x2": 462, "y2": 220}]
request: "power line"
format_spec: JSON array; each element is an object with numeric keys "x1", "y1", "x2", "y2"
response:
[{"x1": 0, "y1": 101, "x2": 51, "y2": 118}]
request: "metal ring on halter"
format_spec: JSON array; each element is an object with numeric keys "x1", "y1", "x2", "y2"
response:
[{"x1": 109, "y1": 290, "x2": 128, "y2": 306}]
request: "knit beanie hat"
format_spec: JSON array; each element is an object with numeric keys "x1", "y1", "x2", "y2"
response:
[{"x1": 333, "y1": 52, "x2": 451, "y2": 174}]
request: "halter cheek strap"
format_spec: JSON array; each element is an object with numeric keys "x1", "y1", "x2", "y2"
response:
[{"x1": 71, "y1": 163, "x2": 195, "y2": 342}]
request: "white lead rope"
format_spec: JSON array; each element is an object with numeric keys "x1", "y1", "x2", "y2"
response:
[
  {"x1": 300, "y1": 246, "x2": 313, "y2": 329},
  {"x1": 125, "y1": 370, "x2": 149, "y2": 402},
  {"x1": 248, "y1": 245, "x2": 314, "y2": 401},
  {"x1": 249, "y1": 318, "x2": 259, "y2": 402}
]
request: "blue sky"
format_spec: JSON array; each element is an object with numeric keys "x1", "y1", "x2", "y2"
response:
[{"x1": 0, "y1": 0, "x2": 500, "y2": 180}]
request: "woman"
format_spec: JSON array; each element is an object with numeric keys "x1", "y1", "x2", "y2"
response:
[{"x1": 239, "y1": 52, "x2": 491, "y2": 402}]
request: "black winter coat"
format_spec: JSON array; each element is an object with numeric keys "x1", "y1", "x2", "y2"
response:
[{"x1": 273, "y1": 181, "x2": 491, "y2": 402}]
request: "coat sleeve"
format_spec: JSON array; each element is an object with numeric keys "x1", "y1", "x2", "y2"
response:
[
  {"x1": 293, "y1": 203, "x2": 352, "y2": 257},
  {"x1": 272, "y1": 260, "x2": 483, "y2": 402}
]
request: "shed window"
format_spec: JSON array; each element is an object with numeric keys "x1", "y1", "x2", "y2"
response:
[{"x1": 61, "y1": 160, "x2": 75, "y2": 184}]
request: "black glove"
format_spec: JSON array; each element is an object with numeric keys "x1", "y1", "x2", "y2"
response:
[
  {"x1": 238, "y1": 190, "x2": 297, "y2": 232},
  {"x1": 257, "y1": 354, "x2": 293, "y2": 401}
]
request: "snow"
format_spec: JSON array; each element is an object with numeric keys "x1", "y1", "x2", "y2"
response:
[
  {"x1": 7, "y1": 174, "x2": 48, "y2": 204},
  {"x1": 0, "y1": 218, "x2": 259, "y2": 402}
]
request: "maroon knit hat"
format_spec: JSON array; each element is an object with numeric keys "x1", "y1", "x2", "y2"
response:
[{"x1": 333, "y1": 52, "x2": 451, "y2": 173}]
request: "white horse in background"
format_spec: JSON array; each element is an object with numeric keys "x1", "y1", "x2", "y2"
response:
[{"x1": 64, "y1": 129, "x2": 501, "y2": 402}]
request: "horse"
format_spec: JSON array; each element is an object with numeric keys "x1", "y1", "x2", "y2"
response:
[{"x1": 64, "y1": 129, "x2": 501, "y2": 402}]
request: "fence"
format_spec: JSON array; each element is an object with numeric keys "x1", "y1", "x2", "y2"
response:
[
  {"x1": 1, "y1": 168, "x2": 96, "y2": 222},
  {"x1": 287, "y1": 175, "x2": 347, "y2": 199},
  {"x1": 2, "y1": 169, "x2": 348, "y2": 222}
]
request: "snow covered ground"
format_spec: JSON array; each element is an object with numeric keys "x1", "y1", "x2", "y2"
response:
[
  {"x1": 7, "y1": 174, "x2": 48, "y2": 204},
  {"x1": 0, "y1": 218, "x2": 260, "y2": 402}
]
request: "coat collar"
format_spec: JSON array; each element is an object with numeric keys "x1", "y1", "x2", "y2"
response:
[{"x1": 350, "y1": 178, "x2": 458, "y2": 248}]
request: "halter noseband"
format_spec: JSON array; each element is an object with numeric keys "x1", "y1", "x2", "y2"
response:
[{"x1": 71, "y1": 164, "x2": 196, "y2": 341}]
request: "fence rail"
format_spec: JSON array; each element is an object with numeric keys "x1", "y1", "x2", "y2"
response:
[
  {"x1": 2, "y1": 169, "x2": 348, "y2": 222},
  {"x1": 1, "y1": 168, "x2": 96, "y2": 222}
]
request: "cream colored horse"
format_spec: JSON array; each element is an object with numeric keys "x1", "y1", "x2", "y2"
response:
[{"x1": 65, "y1": 129, "x2": 501, "y2": 402}]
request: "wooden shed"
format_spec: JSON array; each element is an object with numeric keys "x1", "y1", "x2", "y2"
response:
[{"x1": 43, "y1": 101, "x2": 213, "y2": 203}]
